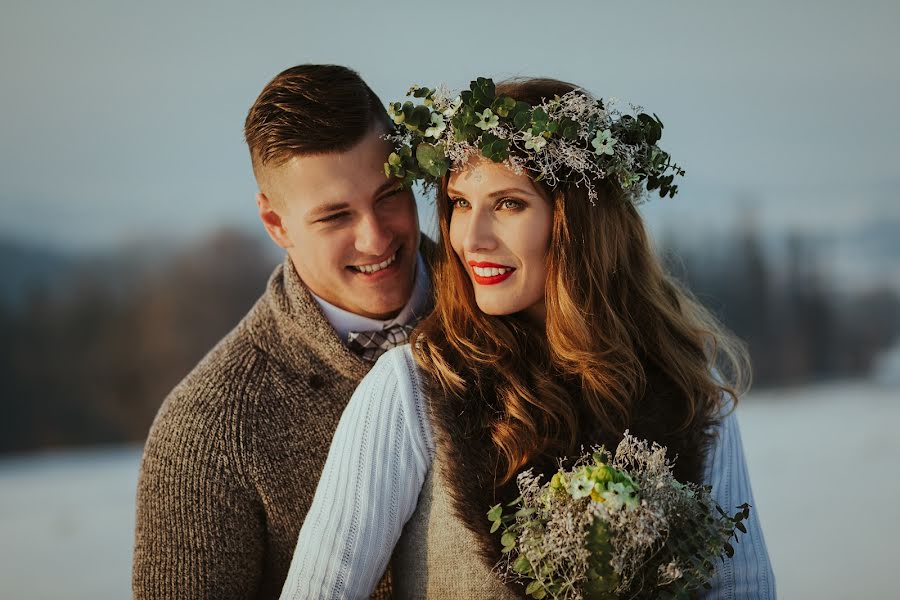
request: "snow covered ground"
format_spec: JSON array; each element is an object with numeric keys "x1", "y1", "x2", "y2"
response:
[
  {"x1": 0, "y1": 381, "x2": 897, "y2": 599},
  {"x1": 0, "y1": 445, "x2": 141, "y2": 599},
  {"x1": 738, "y1": 381, "x2": 900, "y2": 599}
]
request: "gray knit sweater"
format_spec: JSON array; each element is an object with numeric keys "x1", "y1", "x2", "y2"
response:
[{"x1": 132, "y1": 252, "x2": 417, "y2": 599}]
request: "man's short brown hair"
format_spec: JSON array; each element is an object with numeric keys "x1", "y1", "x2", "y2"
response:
[{"x1": 244, "y1": 64, "x2": 392, "y2": 177}]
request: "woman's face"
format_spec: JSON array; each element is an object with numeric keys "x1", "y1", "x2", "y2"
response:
[{"x1": 448, "y1": 157, "x2": 554, "y2": 321}]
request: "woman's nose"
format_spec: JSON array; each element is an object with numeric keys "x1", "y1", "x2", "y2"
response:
[{"x1": 462, "y1": 210, "x2": 497, "y2": 254}]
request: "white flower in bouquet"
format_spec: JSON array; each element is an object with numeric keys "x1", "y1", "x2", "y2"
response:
[{"x1": 487, "y1": 433, "x2": 752, "y2": 599}]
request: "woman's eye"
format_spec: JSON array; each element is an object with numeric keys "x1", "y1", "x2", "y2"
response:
[
  {"x1": 499, "y1": 198, "x2": 523, "y2": 210},
  {"x1": 450, "y1": 198, "x2": 470, "y2": 210}
]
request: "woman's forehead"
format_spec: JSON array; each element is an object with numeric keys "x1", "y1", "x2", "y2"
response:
[{"x1": 447, "y1": 157, "x2": 539, "y2": 197}]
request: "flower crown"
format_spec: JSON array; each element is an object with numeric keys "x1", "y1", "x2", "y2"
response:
[{"x1": 384, "y1": 77, "x2": 684, "y2": 204}]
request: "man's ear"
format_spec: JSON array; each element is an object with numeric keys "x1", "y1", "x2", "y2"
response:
[{"x1": 257, "y1": 192, "x2": 292, "y2": 249}]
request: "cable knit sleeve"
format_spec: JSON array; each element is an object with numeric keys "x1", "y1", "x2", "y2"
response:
[
  {"x1": 701, "y1": 407, "x2": 777, "y2": 599},
  {"x1": 280, "y1": 345, "x2": 434, "y2": 600}
]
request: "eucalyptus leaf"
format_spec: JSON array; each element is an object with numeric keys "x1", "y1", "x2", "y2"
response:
[
  {"x1": 480, "y1": 132, "x2": 509, "y2": 162},
  {"x1": 513, "y1": 555, "x2": 531, "y2": 573},
  {"x1": 501, "y1": 531, "x2": 516, "y2": 548},
  {"x1": 525, "y1": 580, "x2": 543, "y2": 595},
  {"x1": 530, "y1": 107, "x2": 549, "y2": 134},
  {"x1": 492, "y1": 95, "x2": 516, "y2": 117},
  {"x1": 487, "y1": 503, "x2": 503, "y2": 521},
  {"x1": 471, "y1": 77, "x2": 496, "y2": 108},
  {"x1": 510, "y1": 101, "x2": 532, "y2": 130},
  {"x1": 408, "y1": 105, "x2": 432, "y2": 132},
  {"x1": 560, "y1": 117, "x2": 579, "y2": 140},
  {"x1": 415, "y1": 142, "x2": 449, "y2": 178}
]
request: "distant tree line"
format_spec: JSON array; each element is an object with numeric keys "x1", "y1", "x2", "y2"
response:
[
  {"x1": 0, "y1": 230, "x2": 278, "y2": 453},
  {"x1": 664, "y1": 218, "x2": 900, "y2": 387},
  {"x1": 1, "y1": 224, "x2": 898, "y2": 454}
]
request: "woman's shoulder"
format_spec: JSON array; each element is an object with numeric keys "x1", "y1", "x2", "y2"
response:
[
  {"x1": 362, "y1": 344, "x2": 429, "y2": 420},
  {"x1": 363, "y1": 343, "x2": 435, "y2": 463},
  {"x1": 379, "y1": 342, "x2": 416, "y2": 366},
  {"x1": 369, "y1": 344, "x2": 420, "y2": 389}
]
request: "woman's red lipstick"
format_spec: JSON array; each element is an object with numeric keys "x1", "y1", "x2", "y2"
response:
[{"x1": 468, "y1": 261, "x2": 516, "y2": 285}]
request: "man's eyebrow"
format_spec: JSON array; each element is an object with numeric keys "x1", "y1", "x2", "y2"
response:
[
  {"x1": 308, "y1": 201, "x2": 351, "y2": 219},
  {"x1": 375, "y1": 178, "x2": 403, "y2": 196},
  {"x1": 307, "y1": 180, "x2": 402, "y2": 219}
]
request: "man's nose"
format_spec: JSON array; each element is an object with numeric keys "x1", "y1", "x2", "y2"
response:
[{"x1": 354, "y1": 212, "x2": 392, "y2": 257}]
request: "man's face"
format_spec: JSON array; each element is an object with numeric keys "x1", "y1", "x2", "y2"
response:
[{"x1": 258, "y1": 127, "x2": 420, "y2": 320}]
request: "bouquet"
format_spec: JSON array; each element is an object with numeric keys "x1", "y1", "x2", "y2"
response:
[{"x1": 487, "y1": 432, "x2": 750, "y2": 599}]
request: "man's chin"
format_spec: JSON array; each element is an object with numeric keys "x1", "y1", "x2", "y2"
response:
[{"x1": 345, "y1": 286, "x2": 413, "y2": 321}]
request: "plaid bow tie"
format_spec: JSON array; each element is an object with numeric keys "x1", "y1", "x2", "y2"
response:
[{"x1": 347, "y1": 323, "x2": 414, "y2": 363}]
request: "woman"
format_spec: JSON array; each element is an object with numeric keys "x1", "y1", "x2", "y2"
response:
[{"x1": 280, "y1": 77, "x2": 775, "y2": 599}]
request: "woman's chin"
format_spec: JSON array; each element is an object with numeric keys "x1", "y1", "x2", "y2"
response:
[{"x1": 474, "y1": 300, "x2": 523, "y2": 317}]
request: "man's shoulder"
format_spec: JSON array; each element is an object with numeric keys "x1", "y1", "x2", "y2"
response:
[
  {"x1": 144, "y1": 316, "x2": 268, "y2": 442},
  {"x1": 149, "y1": 300, "x2": 267, "y2": 417},
  {"x1": 145, "y1": 289, "x2": 354, "y2": 443}
]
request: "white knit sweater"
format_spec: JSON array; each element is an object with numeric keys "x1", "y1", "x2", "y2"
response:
[{"x1": 281, "y1": 345, "x2": 776, "y2": 599}]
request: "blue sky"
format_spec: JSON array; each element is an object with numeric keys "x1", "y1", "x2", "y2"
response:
[{"x1": 2, "y1": 0, "x2": 898, "y2": 251}]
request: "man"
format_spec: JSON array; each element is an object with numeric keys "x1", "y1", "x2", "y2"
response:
[{"x1": 132, "y1": 64, "x2": 431, "y2": 599}]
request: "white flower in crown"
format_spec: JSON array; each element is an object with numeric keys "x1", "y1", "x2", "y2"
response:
[
  {"x1": 424, "y1": 113, "x2": 447, "y2": 139},
  {"x1": 442, "y1": 96, "x2": 462, "y2": 118},
  {"x1": 592, "y1": 128, "x2": 617, "y2": 156},
  {"x1": 384, "y1": 78, "x2": 686, "y2": 201},
  {"x1": 475, "y1": 108, "x2": 500, "y2": 130},
  {"x1": 522, "y1": 129, "x2": 547, "y2": 151}
]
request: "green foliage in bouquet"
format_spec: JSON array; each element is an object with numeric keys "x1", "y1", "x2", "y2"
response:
[
  {"x1": 487, "y1": 434, "x2": 751, "y2": 599},
  {"x1": 384, "y1": 77, "x2": 685, "y2": 204}
]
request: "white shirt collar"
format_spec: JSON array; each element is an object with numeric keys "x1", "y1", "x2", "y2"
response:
[{"x1": 310, "y1": 251, "x2": 431, "y2": 344}]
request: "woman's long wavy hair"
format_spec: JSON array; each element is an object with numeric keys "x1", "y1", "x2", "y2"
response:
[{"x1": 412, "y1": 78, "x2": 751, "y2": 485}]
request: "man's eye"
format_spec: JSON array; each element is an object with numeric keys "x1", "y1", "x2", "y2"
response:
[
  {"x1": 319, "y1": 212, "x2": 348, "y2": 223},
  {"x1": 379, "y1": 189, "x2": 403, "y2": 202}
]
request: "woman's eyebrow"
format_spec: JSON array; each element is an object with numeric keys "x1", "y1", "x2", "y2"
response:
[
  {"x1": 485, "y1": 187, "x2": 535, "y2": 199},
  {"x1": 446, "y1": 186, "x2": 535, "y2": 198}
]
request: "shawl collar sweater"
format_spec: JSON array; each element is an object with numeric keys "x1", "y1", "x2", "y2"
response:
[{"x1": 133, "y1": 244, "x2": 433, "y2": 599}]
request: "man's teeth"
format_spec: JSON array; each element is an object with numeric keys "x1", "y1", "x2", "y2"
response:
[
  {"x1": 473, "y1": 266, "x2": 512, "y2": 277},
  {"x1": 354, "y1": 252, "x2": 397, "y2": 274}
]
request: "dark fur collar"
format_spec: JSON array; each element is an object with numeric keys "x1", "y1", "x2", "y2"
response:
[{"x1": 426, "y1": 362, "x2": 717, "y2": 597}]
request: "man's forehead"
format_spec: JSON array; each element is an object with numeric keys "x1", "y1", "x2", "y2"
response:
[{"x1": 268, "y1": 153, "x2": 394, "y2": 210}]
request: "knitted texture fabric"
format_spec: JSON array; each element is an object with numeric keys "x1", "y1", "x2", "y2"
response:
[{"x1": 133, "y1": 253, "x2": 401, "y2": 600}]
